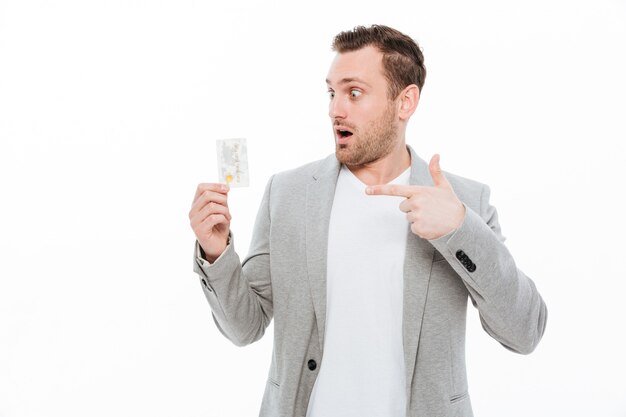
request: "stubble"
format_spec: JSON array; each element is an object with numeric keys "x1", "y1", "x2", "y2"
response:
[{"x1": 335, "y1": 104, "x2": 398, "y2": 168}]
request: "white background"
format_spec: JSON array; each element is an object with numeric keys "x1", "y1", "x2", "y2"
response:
[{"x1": 1, "y1": 0, "x2": 625, "y2": 416}]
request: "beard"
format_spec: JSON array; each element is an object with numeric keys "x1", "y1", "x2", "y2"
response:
[{"x1": 335, "y1": 103, "x2": 399, "y2": 167}]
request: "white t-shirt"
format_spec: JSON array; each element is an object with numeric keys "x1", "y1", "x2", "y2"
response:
[{"x1": 306, "y1": 165, "x2": 410, "y2": 417}]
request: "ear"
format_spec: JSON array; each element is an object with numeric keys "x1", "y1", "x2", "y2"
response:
[{"x1": 397, "y1": 84, "x2": 420, "y2": 121}]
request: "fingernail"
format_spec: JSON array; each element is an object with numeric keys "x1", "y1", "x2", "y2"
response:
[{"x1": 365, "y1": 187, "x2": 372, "y2": 194}]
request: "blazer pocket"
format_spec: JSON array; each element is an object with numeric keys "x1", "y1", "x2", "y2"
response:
[{"x1": 450, "y1": 391, "x2": 469, "y2": 404}]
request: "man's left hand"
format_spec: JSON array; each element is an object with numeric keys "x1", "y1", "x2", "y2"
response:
[{"x1": 366, "y1": 154, "x2": 465, "y2": 240}]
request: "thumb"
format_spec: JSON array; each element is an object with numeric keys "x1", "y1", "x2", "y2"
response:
[{"x1": 429, "y1": 154, "x2": 450, "y2": 188}]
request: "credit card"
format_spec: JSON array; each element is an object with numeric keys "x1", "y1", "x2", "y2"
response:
[{"x1": 216, "y1": 138, "x2": 250, "y2": 187}]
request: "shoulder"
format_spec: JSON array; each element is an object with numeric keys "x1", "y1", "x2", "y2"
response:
[
  {"x1": 270, "y1": 153, "x2": 338, "y2": 190},
  {"x1": 408, "y1": 146, "x2": 488, "y2": 200},
  {"x1": 444, "y1": 170, "x2": 488, "y2": 195},
  {"x1": 259, "y1": 154, "x2": 338, "y2": 217},
  {"x1": 443, "y1": 170, "x2": 491, "y2": 214}
]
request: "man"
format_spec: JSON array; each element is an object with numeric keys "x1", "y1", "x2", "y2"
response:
[{"x1": 189, "y1": 25, "x2": 547, "y2": 417}]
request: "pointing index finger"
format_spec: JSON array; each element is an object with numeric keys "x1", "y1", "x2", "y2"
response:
[{"x1": 366, "y1": 184, "x2": 418, "y2": 198}]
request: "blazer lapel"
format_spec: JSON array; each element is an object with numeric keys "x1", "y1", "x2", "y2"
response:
[
  {"x1": 403, "y1": 146, "x2": 436, "y2": 399},
  {"x1": 304, "y1": 146, "x2": 435, "y2": 385},
  {"x1": 305, "y1": 155, "x2": 341, "y2": 352}
]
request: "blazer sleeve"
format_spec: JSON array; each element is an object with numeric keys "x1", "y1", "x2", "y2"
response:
[
  {"x1": 192, "y1": 176, "x2": 274, "y2": 347},
  {"x1": 429, "y1": 184, "x2": 548, "y2": 354}
]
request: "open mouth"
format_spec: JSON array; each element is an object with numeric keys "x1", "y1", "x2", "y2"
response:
[{"x1": 335, "y1": 127, "x2": 354, "y2": 143}]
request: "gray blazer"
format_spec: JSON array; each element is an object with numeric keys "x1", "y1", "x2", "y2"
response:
[{"x1": 194, "y1": 146, "x2": 547, "y2": 417}]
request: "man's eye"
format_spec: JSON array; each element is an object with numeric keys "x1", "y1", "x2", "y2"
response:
[
  {"x1": 350, "y1": 89, "x2": 362, "y2": 98},
  {"x1": 328, "y1": 91, "x2": 335, "y2": 99}
]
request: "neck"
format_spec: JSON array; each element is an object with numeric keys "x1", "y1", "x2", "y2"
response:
[{"x1": 347, "y1": 141, "x2": 411, "y2": 186}]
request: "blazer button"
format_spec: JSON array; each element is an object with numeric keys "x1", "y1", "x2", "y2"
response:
[
  {"x1": 201, "y1": 279, "x2": 212, "y2": 292},
  {"x1": 307, "y1": 359, "x2": 317, "y2": 371},
  {"x1": 456, "y1": 250, "x2": 466, "y2": 261}
]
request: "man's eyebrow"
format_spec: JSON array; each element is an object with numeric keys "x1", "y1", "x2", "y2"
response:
[{"x1": 325, "y1": 77, "x2": 372, "y2": 87}]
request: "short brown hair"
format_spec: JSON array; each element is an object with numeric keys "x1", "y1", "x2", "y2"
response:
[{"x1": 331, "y1": 25, "x2": 426, "y2": 99}]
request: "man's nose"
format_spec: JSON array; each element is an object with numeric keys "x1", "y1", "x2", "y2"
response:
[{"x1": 329, "y1": 96, "x2": 347, "y2": 119}]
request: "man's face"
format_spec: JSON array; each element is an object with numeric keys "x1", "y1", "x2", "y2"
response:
[{"x1": 326, "y1": 45, "x2": 399, "y2": 167}]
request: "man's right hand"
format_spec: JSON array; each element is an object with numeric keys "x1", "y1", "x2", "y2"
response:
[{"x1": 189, "y1": 183, "x2": 231, "y2": 263}]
